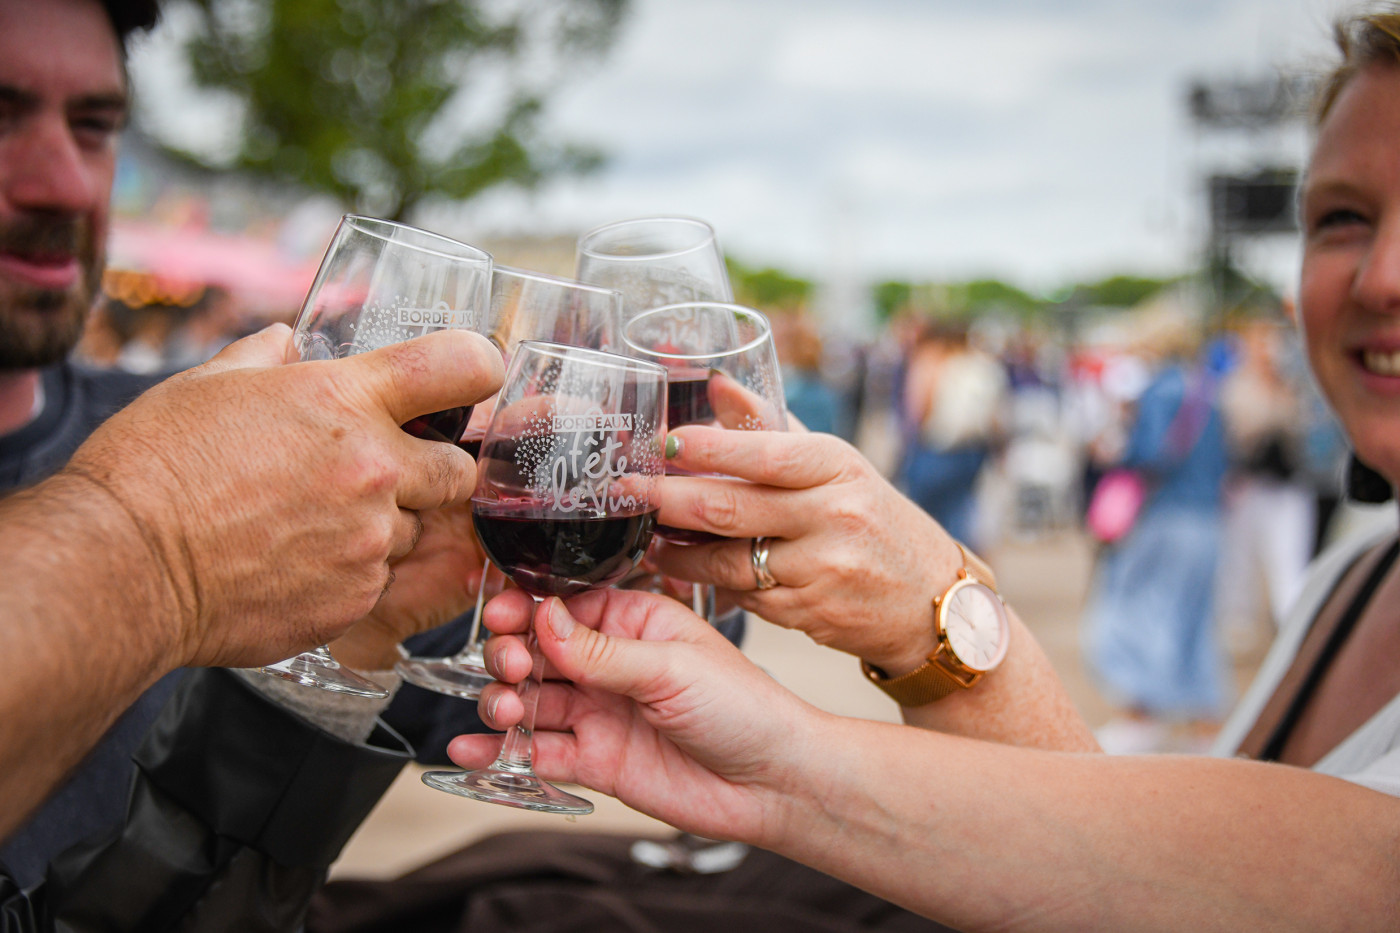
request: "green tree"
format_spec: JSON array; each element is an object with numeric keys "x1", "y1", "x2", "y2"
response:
[
  {"x1": 871, "y1": 280, "x2": 913, "y2": 322},
  {"x1": 955, "y1": 279, "x2": 1039, "y2": 315},
  {"x1": 1074, "y1": 274, "x2": 1174, "y2": 308},
  {"x1": 727, "y1": 258, "x2": 813, "y2": 311},
  {"x1": 172, "y1": 0, "x2": 628, "y2": 219}
]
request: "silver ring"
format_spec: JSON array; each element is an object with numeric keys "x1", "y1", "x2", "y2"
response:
[{"x1": 750, "y1": 536, "x2": 778, "y2": 590}]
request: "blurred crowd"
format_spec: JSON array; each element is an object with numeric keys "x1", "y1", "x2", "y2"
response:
[{"x1": 772, "y1": 298, "x2": 1379, "y2": 754}]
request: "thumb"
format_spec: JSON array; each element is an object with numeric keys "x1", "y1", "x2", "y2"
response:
[
  {"x1": 195, "y1": 322, "x2": 295, "y2": 374},
  {"x1": 347, "y1": 328, "x2": 504, "y2": 426},
  {"x1": 532, "y1": 597, "x2": 692, "y2": 704}
]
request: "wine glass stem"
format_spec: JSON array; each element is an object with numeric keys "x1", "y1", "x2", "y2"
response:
[
  {"x1": 491, "y1": 597, "x2": 545, "y2": 774},
  {"x1": 462, "y1": 561, "x2": 493, "y2": 653}
]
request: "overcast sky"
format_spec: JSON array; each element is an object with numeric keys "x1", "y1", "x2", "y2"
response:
[{"x1": 132, "y1": 0, "x2": 1353, "y2": 303}]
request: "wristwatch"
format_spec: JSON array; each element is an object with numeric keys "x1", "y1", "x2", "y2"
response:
[{"x1": 861, "y1": 542, "x2": 1010, "y2": 706}]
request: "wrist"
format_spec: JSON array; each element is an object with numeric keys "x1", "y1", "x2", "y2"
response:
[
  {"x1": 63, "y1": 442, "x2": 203, "y2": 664},
  {"x1": 6, "y1": 468, "x2": 188, "y2": 676},
  {"x1": 864, "y1": 541, "x2": 964, "y2": 677},
  {"x1": 754, "y1": 705, "x2": 851, "y2": 851},
  {"x1": 862, "y1": 541, "x2": 1010, "y2": 708}
]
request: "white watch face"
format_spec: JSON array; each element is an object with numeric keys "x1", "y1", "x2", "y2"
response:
[{"x1": 942, "y1": 581, "x2": 1009, "y2": 672}]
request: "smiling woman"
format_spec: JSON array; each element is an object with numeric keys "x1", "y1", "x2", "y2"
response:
[{"x1": 1299, "y1": 40, "x2": 1400, "y2": 483}]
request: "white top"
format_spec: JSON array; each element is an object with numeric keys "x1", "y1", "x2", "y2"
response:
[{"x1": 1213, "y1": 510, "x2": 1400, "y2": 797}]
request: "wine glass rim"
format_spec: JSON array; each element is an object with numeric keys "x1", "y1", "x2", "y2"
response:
[
  {"x1": 516, "y1": 339, "x2": 668, "y2": 377},
  {"x1": 620, "y1": 301, "x2": 774, "y2": 362},
  {"x1": 341, "y1": 214, "x2": 493, "y2": 265},
  {"x1": 493, "y1": 264, "x2": 624, "y2": 302},
  {"x1": 576, "y1": 216, "x2": 719, "y2": 262}
]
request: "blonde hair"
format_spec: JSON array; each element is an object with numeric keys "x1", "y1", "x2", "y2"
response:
[{"x1": 1315, "y1": 5, "x2": 1400, "y2": 123}]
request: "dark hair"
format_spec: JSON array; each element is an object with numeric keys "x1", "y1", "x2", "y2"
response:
[
  {"x1": 1315, "y1": 5, "x2": 1400, "y2": 124},
  {"x1": 102, "y1": 0, "x2": 162, "y2": 48}
]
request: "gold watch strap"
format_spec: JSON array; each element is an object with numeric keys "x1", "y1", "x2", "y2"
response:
[
  {"x1": 860, "y1": 541, "x2": 997, "y2": 707},
  {"x1": 861, "y1": 653, "x2": 967, "y2": 705},
  {"x1": 958, "y1": 542, "x2": 997, "y2": 591}
]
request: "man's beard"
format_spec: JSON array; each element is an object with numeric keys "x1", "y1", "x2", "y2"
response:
[{"x1": 0, "y1": 213, "x2": 103, "y2": 369}]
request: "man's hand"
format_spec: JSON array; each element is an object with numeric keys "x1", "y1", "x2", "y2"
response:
[
  {"x1": 329, "y1": 502, "x2": 489, "y2": 671},
  {"x1": 64, "y1": 323, "x2": 503, "y2": 670}
]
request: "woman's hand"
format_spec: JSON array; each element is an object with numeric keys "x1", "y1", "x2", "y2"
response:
[
  {"x1": 651, "y1": 425, "x2": 960, "y2": 677},
  {"x1": 450, "y1": 587, "x2": 827, "y2": 846}
]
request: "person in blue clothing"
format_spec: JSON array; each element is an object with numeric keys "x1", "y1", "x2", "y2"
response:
[
  {"x1": 898, "y1": 318, "x2": 1008, "y2": 549},
  {"x1": 1082, "y1": 319, "x2": 1231, "y2": 751},
  {"x1": 777, "y1": 314, "x2": 838, "y2": 434}
]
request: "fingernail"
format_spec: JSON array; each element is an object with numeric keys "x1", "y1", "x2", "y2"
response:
[
  {"x1": 665, "y1": 434, "x2": 682, "y2": 459},
  {"x1": 484, "y1": 692, "x2": 501, "y2": 722},
  {"x1": 546, "y1": 599, "x2": 575, "y2": 640}
]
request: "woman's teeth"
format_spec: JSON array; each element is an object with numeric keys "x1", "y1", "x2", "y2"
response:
[{"x1": 1362, "y1": 349, "x2": 1400, "y2": 375}]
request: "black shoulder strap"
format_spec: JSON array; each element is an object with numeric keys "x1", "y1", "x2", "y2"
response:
[{"x1": 1258, "y1": 538, "x2": 1400, "y2": 762}]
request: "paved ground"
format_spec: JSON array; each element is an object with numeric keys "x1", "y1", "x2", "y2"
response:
[{"x1": 331, "y1": 526, "x2": 1261, "y2": 880}]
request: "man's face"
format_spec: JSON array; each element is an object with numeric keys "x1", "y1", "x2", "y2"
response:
[{"x1": 0, "y1": 0, "x2": 126, "y2": 369}]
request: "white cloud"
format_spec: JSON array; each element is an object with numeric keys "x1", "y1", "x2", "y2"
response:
[{"x1": 130, "y1": 0, "x2": 1347, "y2": 304}]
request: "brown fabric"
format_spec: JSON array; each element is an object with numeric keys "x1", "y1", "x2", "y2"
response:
[
  {"x1": 1233, "y1": 537, "x2": 1399, "y2": 761},
  {"x1": 307, "y1": 830, "x2": 956, "y2": 933}
]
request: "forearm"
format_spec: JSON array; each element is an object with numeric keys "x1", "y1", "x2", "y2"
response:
[
  {"x1": 0, "y1": 470, "x2": 182, "y2": 839},
  {"x1": 768, "y1": 717, "x2": 1400, "y2": 931},
  {"x1": 898, "y1": 610, "x2": 1100, "y2": 752}
]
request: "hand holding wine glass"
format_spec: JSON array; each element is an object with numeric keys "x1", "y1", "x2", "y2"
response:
[
  {"x1": 420, "y1": 341, "x2": 666, "y2": 813},
  {"x1": 621, "y1": 301, "x2": 787, "y2": 546},
  {"x1": 257, "y1": 214, "x2": 495, "y2": 697},
  {"x1": 450, "y1": 585, "x2": 815, "y2": 846}
]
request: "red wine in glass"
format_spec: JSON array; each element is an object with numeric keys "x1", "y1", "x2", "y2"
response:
[
  {"x1": 666, "y1": 369, "x2": 715, "y2": 427},
  {"x1": 401, "y1": 405, "x2": 475, "y2": 445},
  {"x1": 659, "y1": 370, "x2": 723, "y2": 545},
  {"x1": 457, "y1": 428, "x2": 486, "y2": 459},
  {"x1": 472, "y1": 499, "x2": 657, "y2": 598}
]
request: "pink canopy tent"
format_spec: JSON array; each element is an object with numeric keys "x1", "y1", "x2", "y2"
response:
[{"x1": 106, "y1": 219, "x2": 321, "y2": 315}]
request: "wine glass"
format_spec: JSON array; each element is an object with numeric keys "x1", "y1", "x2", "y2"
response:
[
  {"x1": 396, "y1": 266, "x2": 623, "y2": 699},
  {"x1": 620, "y1": 301, "x2": 788, "y2": 547},
  {"x1": 420, "y1": 341, "x2": 666, "y2": 813},
  {"x1": 575, "y1": 215, "x2": 732, "y2": 312},
  {"x1": 576, "y1": 216, "x2": 731, "y2": 614},
  {"x1": 257, "y1": 214, "x2": 493, "y2": 698}
]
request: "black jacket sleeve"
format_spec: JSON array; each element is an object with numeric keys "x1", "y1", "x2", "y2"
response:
[{"x1": 1, "y1": 669, "x2": 410, "y2": 933}]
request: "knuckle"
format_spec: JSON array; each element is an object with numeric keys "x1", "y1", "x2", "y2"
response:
[
  {"x1": 382, "y1": 337, "x2": 435, "y2": 389},
  {"x1": 827, "y1": 497, "x2": 870, "y2": 536},
  {"x1": 348, "y1": 513, "x2": 397, "y2": 564},
  {"x1": 703, "y1": 543, "x2": 745, "y2": 586},
  {"x1": 754, "y1": 438, "x2": 806, "y2": 485},
  {"x1": 344, "y1": 447, "x2": 398, "y2": 498},
  {"x1": 572, "y1": 625, "x2": 615, "y2": 676},
  {"x1": 694, "y1": 484, "x2": 743, "y2": 533},
  {"x1": 421, "y1": 443, "x2": 465, "y2": 499},
  {"x1": 825, "y1": 548, "x2": 865, "y2": 580}
]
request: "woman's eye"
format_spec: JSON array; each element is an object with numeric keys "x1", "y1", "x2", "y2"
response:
[{"x1": 1313, "y1": 208, "x2": 1367, "y2": 231}]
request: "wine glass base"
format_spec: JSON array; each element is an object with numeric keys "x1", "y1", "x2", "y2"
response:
[
  {"x1": 396, "y1": 656, "x2": 494, "y2": 700},
  {"x1": 259, "y1": 653, "x2": 389, "y2": 698},
  {"x1": 421, "y1": 767, "x2": 594, "y2": 815}
]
